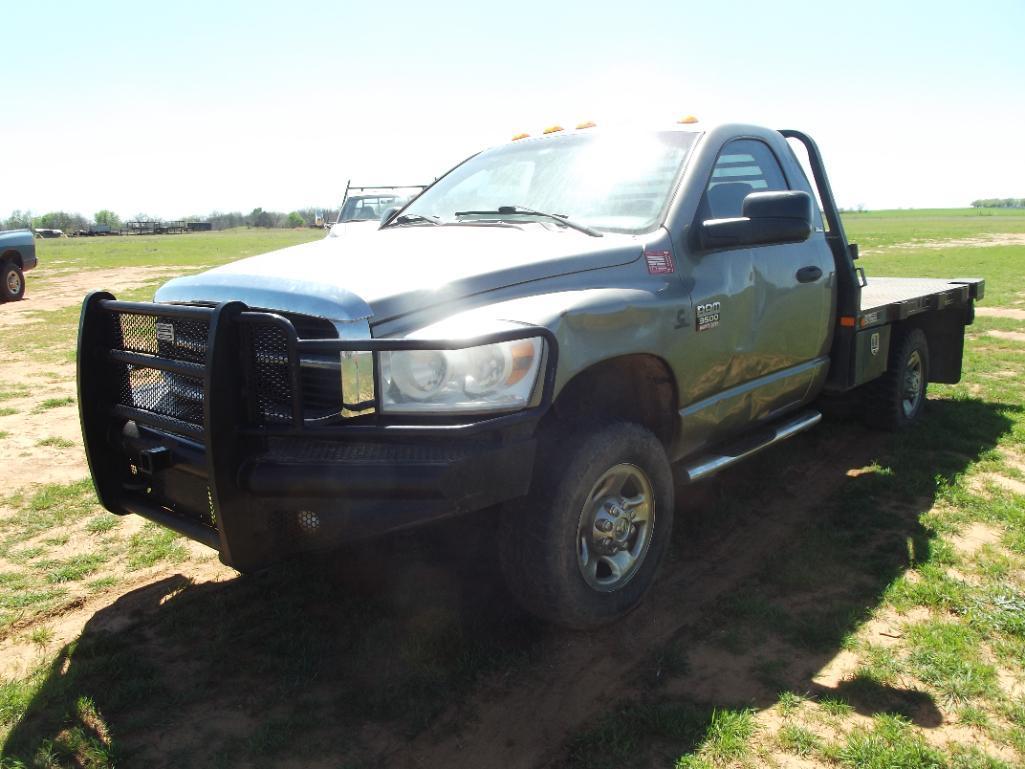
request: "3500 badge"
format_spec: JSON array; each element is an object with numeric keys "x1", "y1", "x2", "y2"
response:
[{"x1": 696, "y1": 301, "x2": 721, "y2": 332}]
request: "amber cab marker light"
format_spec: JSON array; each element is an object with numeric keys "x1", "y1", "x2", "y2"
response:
[
  {"x1": 511, "y1": 132, "x2": 530, "y2": 141},
  {"x1": 542, "y1": 125, "x2": 564, "y2": 134},
  {"x1": 839, "y1": 316, "x2": 856, "y2": 328},
  {"x1": 677, "y1": 115, "x2": 699, "y2": 124},
  {"x1": 575, "y1": 120, "x2": 597, "y2": 129}
]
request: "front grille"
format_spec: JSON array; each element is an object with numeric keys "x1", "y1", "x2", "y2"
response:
[
  {"x1": 113, "y1": 312, "x2": 208, "y2": 363},
  {"x1": 244, "y1": 322, "x2": 294, "y2": 424},
  {"x1": 107, "y1": 306, "x2": 353, "y2": 435},
  {"x1": 110, "y1": 311, "x2": 211, "y2": 435},
  {"x1": 120, "y1": 363, "x2": 205, "y2": 426}
]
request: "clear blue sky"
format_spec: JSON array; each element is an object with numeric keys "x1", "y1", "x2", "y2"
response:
[{"x1": 3, "y1": 0, "x2": 1023, "y2": 219}]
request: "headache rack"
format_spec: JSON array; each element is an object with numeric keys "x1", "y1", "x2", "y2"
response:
[{"x1": 77, "y1": 292, "x2": 557, "y2": 567}]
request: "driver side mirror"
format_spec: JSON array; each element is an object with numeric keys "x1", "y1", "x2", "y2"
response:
[{"x1": 698, "y1": 190, "x2": 813, "y2": 250}]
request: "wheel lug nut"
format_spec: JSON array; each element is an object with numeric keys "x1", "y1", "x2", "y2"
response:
[{"x1": 596, "y1": 519, "x2": 613, "y2": 533}]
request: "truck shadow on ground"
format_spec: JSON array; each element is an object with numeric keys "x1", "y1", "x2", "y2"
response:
[{"x1": 3, "y1": 397, "x2": 1018, "y2": 768}]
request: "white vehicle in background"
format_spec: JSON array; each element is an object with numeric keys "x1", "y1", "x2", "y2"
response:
[{"x1": 326, "y1": 183, "x2": 425, "y2": 238}]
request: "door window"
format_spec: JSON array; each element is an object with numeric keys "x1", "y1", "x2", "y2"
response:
[{"x1": 699, "y1": 139, "x2": 789, "y2": 220}]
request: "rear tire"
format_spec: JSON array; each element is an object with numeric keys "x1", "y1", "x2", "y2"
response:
[
  {"x1": 1, "y1": 262, "x2": 25, "y2": 302},
  {"x1": 499, "y1": 421, "x2": 674, "y2": 629},
  {"x1": 862, "y1": 327, "x2": 929, "y2": 430}
]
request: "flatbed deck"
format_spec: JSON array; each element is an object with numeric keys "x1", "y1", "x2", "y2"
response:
[{"x1": 859, "y1": 276, "x2": 984, "y2": 326}]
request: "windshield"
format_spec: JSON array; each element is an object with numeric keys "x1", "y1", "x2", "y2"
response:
[{"x1": 400, "y1": 130, "x2": 697, "y2": 234}]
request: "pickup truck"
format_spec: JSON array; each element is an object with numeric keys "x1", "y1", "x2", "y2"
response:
[
  {"x1": 0, "y1": 229, "x2": 38, "y2": 302},
  {"x1": 326, "y1": 184, "x2": 425, "y2": 238},
  {"x1": 77, "y1": 122, "x2": 983, "y2": 628}
]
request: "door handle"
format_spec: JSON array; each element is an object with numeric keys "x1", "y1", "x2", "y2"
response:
[{"x1": 796, "y1": 266, "x2": 822, "y2": 283}]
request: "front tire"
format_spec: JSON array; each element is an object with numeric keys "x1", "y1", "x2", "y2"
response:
[
  {"x1": 863, "y1": 327, "x2": 929, "y2": 430},
  {"x1": 499, "y1": 422, "x2": 674, "y2": 629},
  {"x1": 1, "y1": 262, "x2": 25, "y2": 302}
]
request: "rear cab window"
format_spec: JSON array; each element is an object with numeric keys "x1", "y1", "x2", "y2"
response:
[{"x1": 698, "y1": 139, "x2": 789, "y2": 221}]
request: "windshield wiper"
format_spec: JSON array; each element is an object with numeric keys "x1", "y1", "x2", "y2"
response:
[
  {"x1": 388, "y1": 213, "x2": 442, "y2": 226},
  {"x1": 454, "y1": 206, "x2": 603, "y2": 237}
]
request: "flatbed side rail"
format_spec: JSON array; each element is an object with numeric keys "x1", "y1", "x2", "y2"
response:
[{"x1": 859, "y1": 279, "x2": 984, "y2": 328}]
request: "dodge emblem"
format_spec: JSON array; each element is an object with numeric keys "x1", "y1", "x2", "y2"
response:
[{"x1": 156, "y1": 322, "x2": 175, "y2": 343}]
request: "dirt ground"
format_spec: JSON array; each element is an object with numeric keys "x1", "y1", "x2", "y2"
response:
[
  {"x1": 2, "y1": 259, "x2": 1023, "y2": 767},
  {"x1": 0, "y1": 266, "x2": 184, "y2": 328},
  {"x1": 377, "y1": 432, "x2": 890, "y2": 769},
  {"x1": 0, "y1": 266, "x2": 237, "y2": 683},
  {"x1": 4, "y1": 421, "x2": 896, "y2": 768}
]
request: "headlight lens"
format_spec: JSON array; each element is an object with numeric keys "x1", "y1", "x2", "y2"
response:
[
  {"x1": 379, "y1": 337, "x2": 544, "y2": 413},
  {"x1": 389, "y1": 349, "x2": 448, "y2": 400}
]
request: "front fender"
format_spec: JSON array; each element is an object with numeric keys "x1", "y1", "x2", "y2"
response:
[{"x1": 402, "y1": 286, "x2": 690, "y2": 396}]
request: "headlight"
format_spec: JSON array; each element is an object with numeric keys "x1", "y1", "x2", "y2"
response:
[{"x1": 379, "y1": 337, "x2": 544, "y2": 414}]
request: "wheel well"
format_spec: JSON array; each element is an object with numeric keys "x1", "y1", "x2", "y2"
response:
[
  {"x1": 549, "y1": 355, "x2": 677, "y2": 446},
  {"x1": 1, "y1": 250, "x2": 22, "y2": 269}
]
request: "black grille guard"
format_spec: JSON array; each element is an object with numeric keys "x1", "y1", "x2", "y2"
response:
[{"x1": 77, "y1": 291, "x2": 558, "y2": 568}]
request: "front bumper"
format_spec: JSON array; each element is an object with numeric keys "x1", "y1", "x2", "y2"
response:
[{"x1": 77, "y1": 293, "x2": 555, "y2": 570}]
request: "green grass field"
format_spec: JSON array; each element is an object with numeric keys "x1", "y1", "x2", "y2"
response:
[
  {"x1": 1, "y1": 214, "x2": 1024, "y2": 768},
  {"x1": 33, "y1": 228, "x2": 323, "y2": 273}
]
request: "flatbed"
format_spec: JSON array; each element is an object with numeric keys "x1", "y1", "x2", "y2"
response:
[{"x1": 858, "y1": 276, "x2": 984, "y2": 325}]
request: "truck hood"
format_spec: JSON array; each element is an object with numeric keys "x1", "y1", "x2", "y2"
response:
[{"x1": 155, "y1": 224, "x2": 642, "y2": 324}]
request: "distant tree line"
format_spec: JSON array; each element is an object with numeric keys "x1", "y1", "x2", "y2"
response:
[
  {"x1": 970, "y1": 198, "x2": 1025, "y2": 209},
  {"x1": 2, "y1": 206, "x2": 337, "y2": 232}
]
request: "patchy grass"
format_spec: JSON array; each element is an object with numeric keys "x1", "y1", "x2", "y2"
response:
[
  {"x1": 835, "y1": 714, "x2": 946, "y2": 768},
  {"x1": 0, "y1": 385, "x2": 30, "y2": 402},
  {"x1": 777, "y1": 690, "x2": 805, "y2": 717},
  {"x1": 41, "y1": 553, "x2": 110, "y2": 585},
  {"x1": 1, "y1": 480, "x2": 98, "y2": 543},
  {"x1": 32, "y1": 397, "x2": 75, "y2": 413},
  {"x1": 689, "y1": 708, "x2": 757, "y2": 765},
  {"x1": 777, "y1": 723, "x2": 824, "y2": 757},
  {"x1": 84, "y1": 516, "x2": 118, "y2": 535},
  {"x1": 906, "y1": 619, "x2": 998, "y2": 702},
  {"x1": 820, "y1": 697, "x2": 855, "y2": 718},
  {"x1": 36, "y1": 437, "x2": 75, "y2": 449},
  {"x1": 125, "y1": 525, "x2": 188, "y2": 570}
]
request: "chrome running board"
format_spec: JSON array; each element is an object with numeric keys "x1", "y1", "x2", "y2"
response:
[{"x1": 680, "y1": 409, "x2": 822, "y2": 483}]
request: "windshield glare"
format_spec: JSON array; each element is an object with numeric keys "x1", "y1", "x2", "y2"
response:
[{"x1": 401, "y1": 131, "x2": 696, "y2": 234}]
